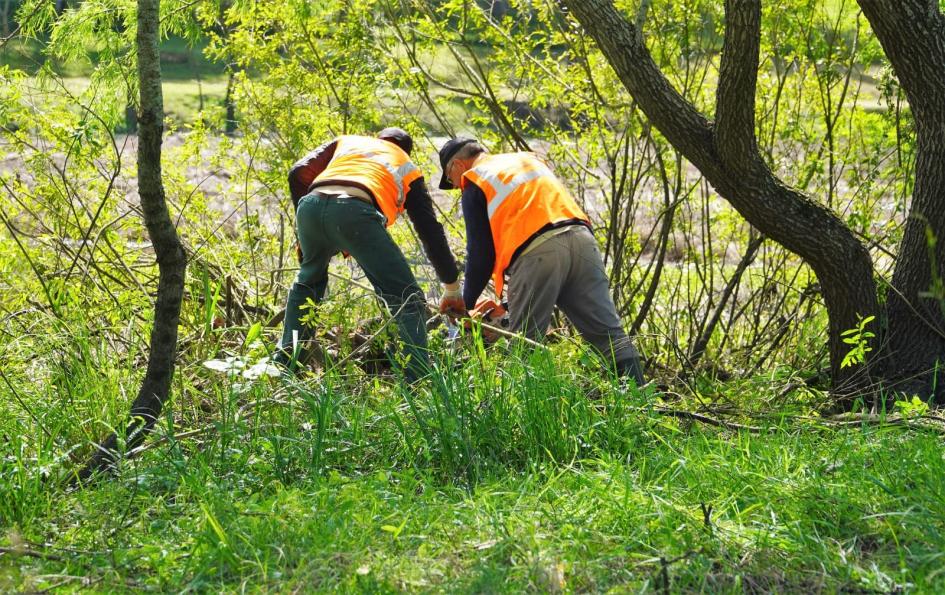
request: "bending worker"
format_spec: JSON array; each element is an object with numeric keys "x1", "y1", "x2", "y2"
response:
[
  {"x1": 438, "y1": 137, "x2": 645, "y2": 384},
  {"x1": 277, "y1": 128, "x2": 466, "y2": 380}
]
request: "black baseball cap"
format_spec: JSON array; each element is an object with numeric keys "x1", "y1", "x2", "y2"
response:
[
  {"x1": 438, "y1": 136, "x2": 477, "y2": 190},
  {"x1": 377, "y1": 127, "x2": 413, "y2": 155}
]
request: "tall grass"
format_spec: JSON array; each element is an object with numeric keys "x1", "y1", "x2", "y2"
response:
[{"x1": 2, "y1": 315, "x2": 944, "y2": 591}]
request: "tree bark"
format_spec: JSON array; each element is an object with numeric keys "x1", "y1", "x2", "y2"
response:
[
  {"x1": 1, "y1": 0, "x2": 10, "y2": 38},
  {"x1": 857, "y1": 0, "x2": 945, "y2": 402},
  {"x1": 559, "y1": 0, "x2": 878, "y2": 400},
  {"x1": 77, "y1": 0, "x2": 187, "y2": 481},
  {"x1": 224, "y1": 71, "x2": 237, "y2": 135}
]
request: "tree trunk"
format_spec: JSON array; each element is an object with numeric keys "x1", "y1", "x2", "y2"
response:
[
  {"x1": 1, "y1": 0, "x2": 10, "y2": 38},
  {"x1": 77, "y1": 0, "x2": 187, "y2": 481},
  {"x1": 124, "y1": 91, "x2": 138, "y2": 134},
  {"x1": 224, "y1": 71, "x2": 237, "y2": 135},
  {"x1": 559, "y1": 0, "x2": 878, "y2": 401},
  {"x1": 857, "y1": 0, "x2": 945, "y2": 402}
]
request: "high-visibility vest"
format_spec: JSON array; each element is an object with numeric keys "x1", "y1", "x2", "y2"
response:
[
  {"x1": 461, "y1": 152, "x2": 590, "y2": 297},
  {"x1": 313, "y1": 135, "x2": 422, "y2": 226}
]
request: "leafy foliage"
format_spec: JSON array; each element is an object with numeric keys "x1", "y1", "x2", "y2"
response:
[
  {"x1": 1, "y1": 0, "x2": 940, "y2": 589},
  {"x1": 840, "y1": 314, "x2": 875, "y2": 369}
]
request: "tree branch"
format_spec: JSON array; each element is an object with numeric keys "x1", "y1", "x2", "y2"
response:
[{"x1": 715, "y1": 0, "x2": 761, "y2": 169}]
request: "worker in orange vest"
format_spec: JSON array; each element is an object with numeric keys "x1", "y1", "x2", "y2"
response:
[
  {"x1": 438, "y1": 137, "x2": 645, "y2": 384},
  {"x1": 277, "y1": 128, "x2": 466, "y2": 380}
]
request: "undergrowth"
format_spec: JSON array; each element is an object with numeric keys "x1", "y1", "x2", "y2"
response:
[{"x1": 1, "y1": 313, "x2": 944, "y2": 592}]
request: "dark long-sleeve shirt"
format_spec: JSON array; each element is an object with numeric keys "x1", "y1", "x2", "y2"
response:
[
  {"x1": 460, "y1": 183, "x2": 496, "y2": 310},
  {"x1": 288, "y1": 141, "x2": 337, "y2": 206},
  {"x1": 288, "y1": 140, "x2": 459, "y2": 284}
]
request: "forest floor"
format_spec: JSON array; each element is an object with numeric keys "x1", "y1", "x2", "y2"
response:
[
  {"x1": 1, "y1": 327, "x2": 945, "y2": 592},
  {"x1": 3, "y1": 390, "x2": 945, "y2": 591}
]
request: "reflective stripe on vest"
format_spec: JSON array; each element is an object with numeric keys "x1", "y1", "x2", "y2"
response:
[
  {"x1": 314, "y1": 135, "x2": 421, "y2": 226},
  {"x1": 462, "y1": 152, "x2": 589, "y2": 297}
]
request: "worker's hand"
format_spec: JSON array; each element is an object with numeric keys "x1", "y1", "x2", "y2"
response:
[
  {"x1": 469, "y1": 299, "x2": 505, "y2": 342},
  {"x1": 471, "y1": 299, "x2": 505, "y2": 322},
  {"x1": 439, "y1": 280, "x2": 466, "y2": 321}
]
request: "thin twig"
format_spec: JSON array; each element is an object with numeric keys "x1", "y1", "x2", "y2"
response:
[
  {"x1": 0, "y1": 0, "x2": 51, "y2": 50},
  {"x1": 0, "y1": 369, "x2": 53, "y2": 439},
  {"x1": 475, "y1": 319, "x2": 545, "y2": 349}
]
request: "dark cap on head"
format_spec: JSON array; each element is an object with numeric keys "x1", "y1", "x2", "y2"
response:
[
  {"x1": 437, "y1": 136, "x2": 477, "y2": 190},
  {"x1": 377, "y1": 127, "x2": 413, "y2": 156}
]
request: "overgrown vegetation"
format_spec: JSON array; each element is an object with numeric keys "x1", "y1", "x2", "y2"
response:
[
  {"x1": 2, "y1": 0, "x2": 944, "y2": 590},
  {"x1": 4, "y1": 331, "x2": 945, "y2": 590}
]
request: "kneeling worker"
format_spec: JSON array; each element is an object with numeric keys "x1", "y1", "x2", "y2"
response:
[
  {"x1": 277, "y1": 128, "x2": 466, "y2": 380},
  {"x1": 438, "y1": 137, "x2": 645, "y2": 384}
]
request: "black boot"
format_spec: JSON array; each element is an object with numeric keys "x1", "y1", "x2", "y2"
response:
[{"x1": 616, "y1": 356, "x2": 645, "y2": 386}]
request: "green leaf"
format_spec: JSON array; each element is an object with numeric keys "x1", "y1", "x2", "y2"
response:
[
  {"x1": 244, "y1": 321, "x2": 262, "y2": 348},
  {"x1": 380, "y1": 517, "x2": 407, "y2": 539}
]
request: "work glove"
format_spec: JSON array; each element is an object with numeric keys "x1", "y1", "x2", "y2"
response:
[
  {"x1": 439, "y1": 280, "x2": 466, "y2": 321},
  {"x1": 471, "y1": 299, "x2": 506, "y2": 323},
  {"x1": 467, "y1": 299, "x2": 507, "y2": 342}
]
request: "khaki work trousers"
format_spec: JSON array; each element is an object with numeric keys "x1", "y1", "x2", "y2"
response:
[{"x1": 506, "y1": 225, "x2": 643, "y2": 381}]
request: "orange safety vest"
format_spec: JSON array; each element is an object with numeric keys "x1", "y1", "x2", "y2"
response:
[
  {"x1": 313, "y1": 135, "x2": 422, "y2": 226},
  {"x1": 461, "y1": 152, "x2": 590, "y2": 297}
]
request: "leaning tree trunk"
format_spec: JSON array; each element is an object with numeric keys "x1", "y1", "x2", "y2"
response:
[
  {"x1": 856, "y1": 0, "x2": 945, "y2": 402},
  {"x1": 77, "y1": 0, "x2": 187, "y2": 481},
  {"x1": 559, "y1": 0, "x2": 879, "y2": 401}
]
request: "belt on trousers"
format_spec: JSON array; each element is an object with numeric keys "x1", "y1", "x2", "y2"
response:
[{"x1": 311, "y1": 184, "x2": 375, "y2": 206}]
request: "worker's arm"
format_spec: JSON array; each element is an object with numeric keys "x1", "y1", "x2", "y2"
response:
[
  {"x1": 404, "y1": 178, "x2": 460, "y2": 285},
  {"x1": 287, "y1": 140, "x2": 337, "y2": 207},
  {"x1": 461, "y1": 183, "x2": 495, "y2": 310}
]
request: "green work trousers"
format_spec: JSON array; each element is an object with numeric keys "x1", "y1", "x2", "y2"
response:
[{"x1": 279, "y1": 192, "x2": 429, "y2": 381}]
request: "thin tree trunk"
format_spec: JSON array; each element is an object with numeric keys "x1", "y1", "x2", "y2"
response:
[
  {"x1": 224, "y1": 71, "x2": 237, "y2": 135},
  {"x1": 78, "y1": 0, "x2": 187, "y2": 481},
  {"x1": 857, "y1": 0, "x2": 945, "y2": 402},
  {"x1": 559, "y1": 0, "x2": 878, "y2": 401},
  {"x1": 1, "y1": 0, "x2": 10, "y2": 38},
  {"x1": 124, "y1": 88, "x2": 137, "y2": 134}
]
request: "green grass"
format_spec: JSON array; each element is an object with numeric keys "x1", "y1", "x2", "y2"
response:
[
  {"x1": 1, "y1": 36, "x2": 228, "y2": 124},
  {"x1": 1, "y1": 327, "x2": 943, "y2": 591},
  {"x1": 5, "y1": 75, "x2": 229, "y2": 126},
  {"x1": 0, "y1": 36, "x2": 224, "y2": 79}
]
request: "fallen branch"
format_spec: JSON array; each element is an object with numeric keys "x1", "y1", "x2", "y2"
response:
[
  {"x1": 0, "y1": 546, "x2": 64, "y2": 562},
  {"x1": 654, "y1": 405, "x2": 945, "y2": 436},
  {"x1": 125, "y1": 427, "x2": 212, "y2": 458},
  {"x1": 125, "y1": 394, "x2": 298, "y2": 459},
  {"x1": 817, "y1": 413, "x2": 945, "y2": 434},
  {"x1": 475, "y1": 319, "x2": 545, "y2": 349},
  {"x1": 653, "y1": 407, "x2": 767, "y2": 434}
]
